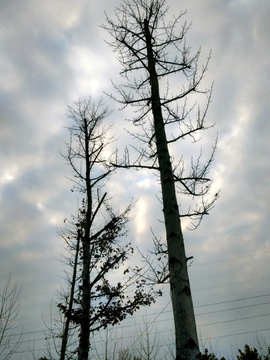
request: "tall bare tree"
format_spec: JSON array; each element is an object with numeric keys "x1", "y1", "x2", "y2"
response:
[
  {"x1": 103, "y1": 1, "x2": 218, "y2": 359},
  {"x1": 55, "y1": 98, "x2": 158, "y2": 360}
]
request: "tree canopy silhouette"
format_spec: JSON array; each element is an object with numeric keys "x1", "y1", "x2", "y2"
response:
[{"x1": 103, "y1": 1, "x2": 219, "y2": 359}]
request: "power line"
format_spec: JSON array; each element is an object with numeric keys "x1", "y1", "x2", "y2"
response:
[
  {"x1": 8, "y1": 307, "x2": 270, "y2": 351},
  {"x1": 17, "y1": 291, "x2": 270, "y2": 323},
  {"x1": 195, "y1": 293, "x2": 270, "y2": 308},
  {"x1": 192, "y1": 249, "x2": 270, "y2": 267},
  {"x1": 5, "y1": 301, "x2": 173, "y2": 358},
  {"x1": 197, "y1": 312, "x2": 270, "y2": 328},
  {"x1": 8, "y1": 314, "x2": 270, "y2": 357},
  {"x1": 119, "y1": 300, "x2": 172, "y2": 354},
  {"x1": 5, "y1": 249, "x2": 270, "y2": 358},
  {"x1": 196, "y1": 300, "x2": 270, "y2": 317},
  {"x1": 17, "y1": 249, "x2": 270, "y2": 300},
  {"x1": 1, "y1": 329, "x2": 45, "y2": 338},
  {"x1": 20, "y1": 291, "x2": 54, "y2": 299},
  {"x1": 11, "y1": 324, "x2": 270, "y2": 357},
  {"x1": 0, "y1": 337, "x2": 46, "y2": 347},
  {"x1": 200, "y1": 327, "x2": 270, "y2": 342},
  {"x1": 12, "y1": 293, "x2": 270, "y2": 338},
  {"x1": 12, "y1": 306, "x2": 270, "y2": 344},
  {"x1": 194, "y1": 275, "x2": 270, "y2": 292},
  {"x1": 12, "y1": 325, "x2": 270, "y2": 358},
  {"x1": 19, "y1": 284, "x2": 270, "y2": 325}
]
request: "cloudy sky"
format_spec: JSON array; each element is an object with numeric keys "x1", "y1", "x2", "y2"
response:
[{"x1": 1, "y1": 0, "x2": 270, "y2": 359}]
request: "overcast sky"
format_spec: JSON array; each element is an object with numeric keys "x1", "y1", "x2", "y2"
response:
[{"x1": 1, "y1": 0, "x2": 270, "y2": 359}]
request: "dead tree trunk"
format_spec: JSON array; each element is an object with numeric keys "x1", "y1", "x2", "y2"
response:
[
  {"x1": 77, "y1": 117, "x2": 92, "y2": 360},
  {"x1": 104, "y1": 1, "x2": 219, "y2": 358},
  {"x1": 60, "y1": 236, "x2": 80, "y2": 360},
  {"x1": 144, "y1": 18, "x2": 199, "y2": 360}
]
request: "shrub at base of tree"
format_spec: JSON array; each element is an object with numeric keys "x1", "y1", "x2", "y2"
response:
[{"x1": 200, "y1": 345, "x2": 270, "y2": 360}]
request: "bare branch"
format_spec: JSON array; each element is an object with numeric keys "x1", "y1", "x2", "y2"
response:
[
  {"x1": 0, "y1": 274, "x2": 22, "y2": 360},
  {"x1": 104, "y1": 1, "x2": 219, "y2": 359}
]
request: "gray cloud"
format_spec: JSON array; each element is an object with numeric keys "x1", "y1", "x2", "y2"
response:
[{"x1": 0, "y1": 0, "x2": 270, "y2": 358}]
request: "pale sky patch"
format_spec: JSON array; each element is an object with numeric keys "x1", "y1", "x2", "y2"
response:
[
  {"x1": 0, "y1": 168, "x2": 18, "y2": 184},
  {"x1": 67, "y1": 46, "x2": 108, "y2": 96},
  {"x1": 135, "y1": 198, "x2": 148, "y2": 235}
]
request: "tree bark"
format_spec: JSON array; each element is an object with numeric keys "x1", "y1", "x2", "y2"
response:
[
  {"x1": 78, "y1": 118, "x2": 92, "y2": 360},
  {"x1": 60, "y1": 236, "x2": 80, "y2": 360},
  {"x1": 144, "y1": 19, "x2": 200, "y2": 360}
]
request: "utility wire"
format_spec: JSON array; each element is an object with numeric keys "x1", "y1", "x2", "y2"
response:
[
  {"x1": 192, "y1": 249, "x2": 270, "y2": 267},
  {"x1": 16, "y1": 326, "x2": 270, "y2": 357},
  {"x1": 194, "y1": 275, "x2": 270, "y2": 292},
  {"x1": 18, "y1": 249, "x2": 270, "y2": 299},
  {"x1": 196, "y1": 300, "x2": 270, "y2": 317},
  {"x1": 104, "y1": 299, "x2": 172, "y2": 356},
  {"x1": 197, "y1": 312, "x2": 270, "y2": 328},
  {"x1": 9, "y1": 294, "x2": 270, "y2": 339},
  {"x1": 195, "y1": 292, "x2": 270, "y2": 308},
  {"x1": 200, "y1": 327, "x2": 270, "y2": 341},
  {"x1": 8, "y1": 306, "x2": 270, "y2": 346},
  {"x1": 16, "y1": 292, "x2": 270, "y2": 323}
]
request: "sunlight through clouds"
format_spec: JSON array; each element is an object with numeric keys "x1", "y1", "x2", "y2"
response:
[
  {"x1": 67, "y1": 46, "x2": 107, "y2": 96},
  {"x1": 0, "y1": 170, "x2": 17, "y2": 184},
  {"x1": 135, "y1": 198, "x2": 148, "y2": 235},
  {"x1": 137, "y1": 176, "x2": 155, "y2": 189}
]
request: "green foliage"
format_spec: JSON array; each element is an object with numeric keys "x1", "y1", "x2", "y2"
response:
[
  {"x1": 55, "y1": 99, "x2": 160, "y2": 360},
  {"x1": 237, "y1": 345, "x2": 261, "y2": 360},
  {"x1": 118, "y1": 348, "x2": 142, "y2": 360},
  {"x1": 237, "y1": 345, "x2": 270, "y2": 360},
  {"x1": 201, "y1": 349, "x2": 220, "y2": 360},
  {"x1": 200, "y1": 345, "x2": 270, "y2": 360},
  {"x1": 58, "y1": 201, "x2": 158, "y2": 332},
  {"x1": 264, "y1": 348, "x2": 270, "y2": 360}
]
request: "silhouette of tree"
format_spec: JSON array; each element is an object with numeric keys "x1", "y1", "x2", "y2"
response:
[
  {"x1": 103, "y1": 1, "x2": 218, "y2": 359},
  {"x1": 54, "y1": 98, "x2": 159, "y2": 360},
  {"x1": 237, "y1": 345, "x2": 261, "y2": 360}
]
